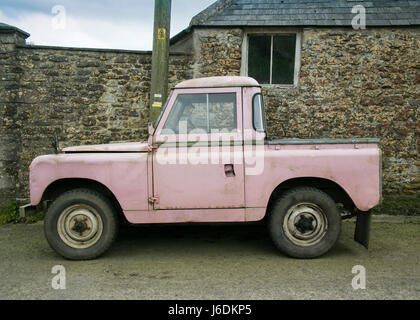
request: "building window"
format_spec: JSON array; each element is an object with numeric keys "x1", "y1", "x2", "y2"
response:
[{"x1": 246, "y1": 33, "x2": 299, "y2": 86}]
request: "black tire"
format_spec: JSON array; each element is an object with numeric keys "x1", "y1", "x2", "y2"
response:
[
  {"x1": 268, "y1": 187, "x2": 341, "y2": 259},
  {"x1": 44, "y1": 188, "x2": 119, "y2": 260}
]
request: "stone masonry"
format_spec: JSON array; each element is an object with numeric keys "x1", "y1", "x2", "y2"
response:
[
  {"x1": 0, "y1": 24, "x2": 419, "y2": 203},
  {"x1": 192, "y1": 27, "x2": 419, "y2": 196},
  {"x1": 0, "y1": 27, "x2": 193, "y2": 201}
]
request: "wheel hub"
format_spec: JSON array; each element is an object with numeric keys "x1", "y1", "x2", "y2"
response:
[
  {"x1": 57, "y1": 204, "x2": 103, "y2": 249},
  {"x1": 295, "y1": 215, "x2": 315, "y2": 233},
  {"x1": 72, "y1": 219, "x2": 89, "y2": 234},
  {"x1": 283, "y1": 203, "x2": 328, "y2": 247}
]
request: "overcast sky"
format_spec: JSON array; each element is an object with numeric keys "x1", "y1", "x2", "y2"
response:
[{"x1": 0, "y1": 0, "x2": 216, "y2": 50}]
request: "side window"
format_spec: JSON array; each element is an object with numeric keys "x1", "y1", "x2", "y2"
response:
[
  {"x1": 252, "y1": 93, "x2": 266, "y2": 132},
  {"x1": 248, "y1": 34, "x2": 297, "y2": 85},
  {"x1": 162, "y1": 93, "x2": 237, "y2": 134},
  {"x1": 208, "y1": 93, "x2": 236, "y2": 132}
]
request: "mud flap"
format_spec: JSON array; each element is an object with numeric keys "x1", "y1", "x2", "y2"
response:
[{"x1": 354, "y1": 211, "x2": 372, "y2": 249}]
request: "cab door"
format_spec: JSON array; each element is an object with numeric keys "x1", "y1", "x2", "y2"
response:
[{"x1": 152, "y1": 87, "x2": 244, "y2": 210}]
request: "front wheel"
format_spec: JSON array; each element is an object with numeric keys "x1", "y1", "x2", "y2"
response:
[
  {"x1": 44, "y1": 189, "x2": 118, "y2": 260},
  {"x1": 268, "y1": 187, "x2": 341, "y2": 258}
]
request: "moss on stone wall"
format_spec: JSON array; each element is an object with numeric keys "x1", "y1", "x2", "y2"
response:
[
  {"x1": 0, "y1": 199, "x2": 19, "y2": 224},
  {"x1": 373, "y1": 195, "x2": 420, "y2": 216}
]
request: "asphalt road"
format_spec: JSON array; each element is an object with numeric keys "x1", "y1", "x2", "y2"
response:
[{"x1": 0, "y1": 219, "x2": 419, "y2": 300}]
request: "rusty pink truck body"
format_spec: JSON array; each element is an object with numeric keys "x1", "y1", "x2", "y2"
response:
[
  {"x1": 29, "y1": 76, "x2": 381, "y2": 259},
  {"x1": 30, "y1": 141, "x2": 381, "y2": 222}
]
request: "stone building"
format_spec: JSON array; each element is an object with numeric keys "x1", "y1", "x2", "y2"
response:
[{"x1": 0, "y1": 0, "x2": 419, "y2": 211}]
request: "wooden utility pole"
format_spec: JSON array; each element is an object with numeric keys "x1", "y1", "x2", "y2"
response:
[{"x1": 150, "y1": 0, "x2": 172, "y2": 124}]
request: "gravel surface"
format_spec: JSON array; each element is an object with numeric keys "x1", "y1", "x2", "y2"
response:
[{"x1": 0, "y1": 220, "x2": 419, "y2": 300}]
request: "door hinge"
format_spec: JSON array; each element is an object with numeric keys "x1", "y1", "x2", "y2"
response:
[
  {"x1": 148, "y1": 144, "x2": 158, "y2": 152},
  {"x1": 148, "y1": 196, "x2": 159, "y2": 204}
]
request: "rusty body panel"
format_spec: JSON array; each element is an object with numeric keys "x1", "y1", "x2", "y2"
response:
[
  {"x1": 152, "y1": 86, "x2": 245, "y2": 210},
  {"x1": 63, "y1": 142, "x2": 149, "y2": 153},
  {"x1": 30, "y1": 153, "x2": 149, "y2": 211},
  {"x1": 246, "y1": 144, "x2": 381, "y2": 212},
  {"x1": 124, "y1": 208, "x2": 265, "y2": 224},
  {"x1": 30, "y1": 141, "x2": 380, "y2": 222}
]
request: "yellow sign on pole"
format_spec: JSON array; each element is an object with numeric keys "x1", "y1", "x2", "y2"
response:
[
  {"x1": 157, "y1": 28, "x2": 166, "y2": 40},
  {"x1": 150, "y1": 0, "x2": 171, "y2": 123}
]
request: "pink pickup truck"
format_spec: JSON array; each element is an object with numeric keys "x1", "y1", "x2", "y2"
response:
[{"x1": 29, "y1": 76, "x2": 381, "y2": 260}]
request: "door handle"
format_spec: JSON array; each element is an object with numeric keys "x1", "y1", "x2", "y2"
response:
[{"x1": 224, "y1": 164, "x2": 235, "y2": 177}]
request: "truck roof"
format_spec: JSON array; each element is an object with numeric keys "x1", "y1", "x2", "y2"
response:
[{"x1": 175, "y1": 76, "x2": 260, "y2": 89}]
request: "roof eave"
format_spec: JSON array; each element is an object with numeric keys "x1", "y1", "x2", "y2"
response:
[
  {"x1": 170, "y1": 27, "x2": 192, "y2": 45},
  {"x1": 0, "y1": 24, "x2": 30, "y2": 39}
]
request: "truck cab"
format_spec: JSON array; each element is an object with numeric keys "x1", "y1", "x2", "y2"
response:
[{"x1": 30, "y1": 76, "x2": 381, "y2": 260}]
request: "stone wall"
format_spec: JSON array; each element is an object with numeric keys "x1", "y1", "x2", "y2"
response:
[
  {"x1": 0, "y1": 31, "x2": 193, "y2": 199},
  {"x1": 268, "y1": 27, "x2": 420, "y2": 195},
  {"x1": 0, "y1": 25, "x2": 419, "y2": 202},
  {"x1": 0, "y1": 30, "x2": 27, "y2": 201},
  {"x1": 194, "y1": 27, "x2": 419, "y2": 196},
  {"x1": 192, "y1": 28, "x2": 243, "y2": 77}
]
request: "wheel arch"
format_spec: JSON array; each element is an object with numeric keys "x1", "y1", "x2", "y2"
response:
[
  {"x1": 41, "y1": 178, "x2": 124, "y2": 217},
  {"x1": 266, "y1": 177, "x2": 355, "y2": 217}
]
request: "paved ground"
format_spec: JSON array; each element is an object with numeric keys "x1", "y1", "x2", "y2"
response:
[{"x1": 0, "y1": 219, "x2": 419, "y2": 300}]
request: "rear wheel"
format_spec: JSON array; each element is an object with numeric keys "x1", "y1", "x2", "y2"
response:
[
  {"x1": 44, "y1": 189, "x2": 118, "y2": 260},
  {"x1": 268, "y1": 187, "x2": 341, "y2": 258}
]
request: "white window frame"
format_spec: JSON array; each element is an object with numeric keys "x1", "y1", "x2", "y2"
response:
[{"x1": 241, "y1": 28, "x2": 302, "y2": 88}]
